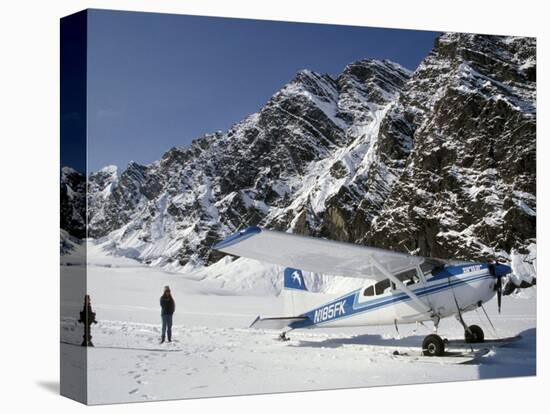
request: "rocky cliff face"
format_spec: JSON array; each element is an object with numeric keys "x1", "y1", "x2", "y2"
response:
[
  {"x1": 65, "y1": 32, "x2": 535, "y2": 268},
  {"x1": 366, "y1": 34, "x2": 536, "y2": 260}
]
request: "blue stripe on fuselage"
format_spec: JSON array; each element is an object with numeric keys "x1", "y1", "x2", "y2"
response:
[
  {"x1": 290, "y1": 268, "x2": 492, "y2": 329},
  {"x1": 429, "y1": 263, "x2": 489, "y2": 282}
]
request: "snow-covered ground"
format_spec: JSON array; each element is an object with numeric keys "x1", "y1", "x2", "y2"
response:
[{"x1": 60, "y1": 241, "x2": 536, "y2": 405}]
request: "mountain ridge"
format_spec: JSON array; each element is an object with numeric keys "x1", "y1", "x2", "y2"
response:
[{"x1": 61, "y1": 32, "x2": 536, "y2": 272}]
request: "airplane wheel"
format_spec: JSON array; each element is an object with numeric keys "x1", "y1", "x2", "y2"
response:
[
  {"x1": 422, "y1": 334, "x2": 445, "y2": 357},
  {"x1": 465, "y1": 325, "x2": 484, "y2": 343}
]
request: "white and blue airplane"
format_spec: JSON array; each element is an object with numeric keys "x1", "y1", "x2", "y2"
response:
[{"x1": 213, "y1": 226, "x2": 514, "y2": 356}]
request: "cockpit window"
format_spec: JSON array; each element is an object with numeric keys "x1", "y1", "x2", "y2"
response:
[
  {"x1": 365, "y1": 269, "x2": 424, "y2": 297},
  {"x1": 375, "y1": 279, "x2": 391, "y2": 295},
  {"x1": 364, "y1": 278, "x2": 392, "y2": 297},
  {"x1": 363, "y1": 260, "x2": 447, "y2": 297},
  {"x1": 363, "y1": 285, "x2": 375, "y2": 297},
  {"x1": 394, "y1": 268, "x2": 420, "y2": 287},
  {"x1": 420, "y1": 259, "x2": 446, "y2": 279}
]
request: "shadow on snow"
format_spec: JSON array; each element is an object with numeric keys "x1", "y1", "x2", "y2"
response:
[{"x1": 291, "y1": 328, "x2": 536, "y2": 379}]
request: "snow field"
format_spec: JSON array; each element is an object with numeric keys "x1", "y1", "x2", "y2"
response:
[{"x1": 61, "y1": 242, "x2": 536, "y2": 404}]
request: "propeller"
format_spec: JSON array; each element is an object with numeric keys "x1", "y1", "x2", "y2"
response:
[
  {"x1": 495, "y1": 270, "x2": 503, "y2": 314},
  {"x1": 488, "y1": 262, "x2": 503, "y2": 314},
  {"x1": 483, "y1": 232, "x2": 535, "y2": 312},
  {"x1": 485, "y1": 236, "x2": 509, "y2": 314}
]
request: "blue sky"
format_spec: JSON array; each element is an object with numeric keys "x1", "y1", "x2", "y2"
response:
[{"x1": 87, "y1": 9, "x2": 440, "y2": 172}]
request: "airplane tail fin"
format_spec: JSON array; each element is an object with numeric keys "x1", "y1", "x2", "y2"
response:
[
  {"x1": 283, "y1": 267, "x2": 312, "y2": 317},
  {"x1": 283, "y1": 268, "x2": 308, "y2": 291},
  {"x1": 247, "y1": 268, "x2": 312, "y2": 331}
]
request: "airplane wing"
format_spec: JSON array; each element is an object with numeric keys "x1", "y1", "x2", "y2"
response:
[{"x1": 213, "y1": 226, "x2": 424, "y2": 281}]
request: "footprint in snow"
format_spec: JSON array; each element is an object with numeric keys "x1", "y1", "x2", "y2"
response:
[{"x1": 128, "y1": 388, "x2": 139, "y2": 395}]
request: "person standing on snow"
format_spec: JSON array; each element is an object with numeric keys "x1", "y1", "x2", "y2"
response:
[{"x1": 160, "y1": 286, "x2": 175, "y2": 343}]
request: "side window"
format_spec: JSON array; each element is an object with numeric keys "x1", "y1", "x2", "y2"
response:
[
  {"x1": 363, "y1": 285, "x2": 375, "y2": 297},
  {"x1": 375, "y1": 279, "x2": 391, "y2": 295},
  {"x1": 364, "y1": 279, "x2": 395, "y2": 297},
  {"x1": 394, "y1": 268, "x2": 419, "y2": 287},
  {"x1": 420, "y1": 259, "x2": 445, "y2": 280}
]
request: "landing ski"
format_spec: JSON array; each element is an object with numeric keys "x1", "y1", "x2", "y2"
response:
[
  {"x1": 445, "y1": 335, "x2": 522, "y2": 348},
  {"x1": 391, "y1": 348, "x2": 491, "y2": 365}
]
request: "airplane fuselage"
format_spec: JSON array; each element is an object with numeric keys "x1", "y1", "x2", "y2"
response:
[{"x1": 289, "y1": 263, "x2": 496, "y2": 330}]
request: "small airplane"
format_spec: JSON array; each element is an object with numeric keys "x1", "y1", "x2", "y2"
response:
[{"x1": 213, "y1": 226, "x2": 525, "y2": 356}]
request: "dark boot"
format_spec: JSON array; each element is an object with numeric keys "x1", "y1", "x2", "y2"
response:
[{"x1": 160, "y1": 336, "x2": 165, "y2": 344}]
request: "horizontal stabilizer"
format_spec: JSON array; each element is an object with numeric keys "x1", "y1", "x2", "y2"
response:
[{"x1": 249, "y1": 315, "x2": 308, "y2": 330}]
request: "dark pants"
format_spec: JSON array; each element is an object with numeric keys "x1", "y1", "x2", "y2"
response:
[{"x1": 161, "y1": 314, "x2": 173, "y2": 340}]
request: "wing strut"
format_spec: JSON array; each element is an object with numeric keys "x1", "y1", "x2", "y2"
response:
[{"x1": 370, "y1": 255, "x2": 432, "y2": 314}]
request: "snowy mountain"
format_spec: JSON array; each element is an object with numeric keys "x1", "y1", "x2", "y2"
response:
[
  {"x1": 62, "y1": 33, "x2": 536, "y2": 272},
  {"x1": 366, "y1": 34, "x2": 536, "y2": 260}
]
